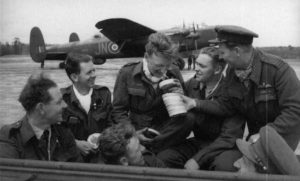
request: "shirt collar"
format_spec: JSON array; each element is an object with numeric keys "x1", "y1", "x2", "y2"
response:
[
  {"x1": 19, "y1": 116, "x2": 35, "y2": 145},
  {"x1": 29, "y1": 122, "x2": 51, "y2": 140},
  {"x1": 73, "y1": 85, "x2": 93, "y2": 98},
  {"x1": 248, "y1": 48, "x2": 262, "y2": 85},
  {"x1": 234, "y1": 51, "x2": 254, "y2": 81},
  {"x1": 222, "y1": 63, "x2": 229, "y2": 78}
]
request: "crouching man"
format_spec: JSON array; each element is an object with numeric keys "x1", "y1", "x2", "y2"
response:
[
  {"x1": 99, "y1": 123, "x2": 165, "y2": 168},
  {"x1": 0, "y1": 72, "x2": 82, "y2": 162}
]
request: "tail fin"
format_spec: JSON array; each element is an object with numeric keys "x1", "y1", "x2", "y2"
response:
[
  {"x1": 30, "y1": 27, "x2": 46, "y2": 63},
  {"x1": 69, "y1": 33, "x2": 79, "y2": 42}
]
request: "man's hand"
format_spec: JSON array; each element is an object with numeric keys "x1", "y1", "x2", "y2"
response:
[
  {"x1": 136, "y1": 128, "x2": 153, "y2": 143},
  {"x1": 75, "y1": 140, "x2": 96, "y2": 156},
  {"x1": 180, "y1": 95, "x2": 197, "y2": 111},
  {"x1": 184, "y1": 158, "x2": 199, "y2": 170},
  {"x1": 249, "y1": 133, "x2": 260, "y2": 143}
]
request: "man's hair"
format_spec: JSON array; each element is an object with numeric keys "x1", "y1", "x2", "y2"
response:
[
  {"x1": 199, "y1": 46, "x2": 225, "y2": 67},
  {"x1": 18, "y1": 72, "x2": 57, "y2": 113},
  {"x1": 145, "y1": 32, "x2": 178, "y2": 59},
  {"x1": 64, "y1": 53, "x2": 93, "y2": 80},
  {"x1": 99, "y1": 123, "x2": 136, "y2": 165}
]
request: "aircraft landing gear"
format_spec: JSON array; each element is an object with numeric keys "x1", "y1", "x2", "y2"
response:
[
  {"x1": 41, "y1": 60, "x2": 44, "y2": 68},
  {"x1": 59, "y1": 62, "x2": 65, "y2": 69}
]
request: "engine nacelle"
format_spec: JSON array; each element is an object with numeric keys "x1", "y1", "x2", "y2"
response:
[{"x1": 93, "y1": 58, "x2": 106, "y2": 65}]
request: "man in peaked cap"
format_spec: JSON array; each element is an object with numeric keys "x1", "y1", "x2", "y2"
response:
[
  {"x1": 234, "y1": 126, "x2": 300, "y2": 175},
  {"x1": 181, "y1": 25, "x2": 300, "y2": 152}
]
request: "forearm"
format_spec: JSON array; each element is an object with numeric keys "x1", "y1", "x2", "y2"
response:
[{"x1": 194, "y1": 99, "x2": 234, "y2": 117}]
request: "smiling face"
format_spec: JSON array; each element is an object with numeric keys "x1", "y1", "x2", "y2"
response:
[
  {"x1": 74, "y1": 60, "x2": 96, "y2": 88},
  {"x1": 194, "y1": 54, "x2": 217, "y2": 83}
]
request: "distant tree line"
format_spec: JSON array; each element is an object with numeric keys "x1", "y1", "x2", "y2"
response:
[
  {"x1": 258, "y1": 46, "x2": 300, "y2": 59},
  {"x1": 0, "y1": 38, "x2": 29, "y2": 56},
  {"x1": 0, "y1": 38, "x2": 299, "y2": 60}
]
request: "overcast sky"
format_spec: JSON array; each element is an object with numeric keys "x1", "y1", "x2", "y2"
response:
[{"x1": 1, "y1": 0, "x2": 299, "y2": 46}]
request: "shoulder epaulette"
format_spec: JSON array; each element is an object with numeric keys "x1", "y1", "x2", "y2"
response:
[
  {"x1": 257, "y1": 49, "x2": 285, "y2": 68},
  {"x1": 122, "y1": 61, "x2": 140, "y2": 68},
  {"x1": 93, "y1": 85, "x2": 109, "y2": 91}
]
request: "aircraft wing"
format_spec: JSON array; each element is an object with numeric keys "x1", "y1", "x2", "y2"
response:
[{"x1": 95, "y1": 18, "x2": 156, "y2": 41}]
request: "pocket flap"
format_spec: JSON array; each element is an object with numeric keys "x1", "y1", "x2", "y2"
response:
[
  {"x1": 128, "y1": 87, "x2": 146, "y2": 97},
  {"x1": 92, "y1": 111, "x2": 108, "y2": 122},
  {"x1": 255, "y1": 87, "x2": 277, "y2": 103},
  {"x1": 68, "y1": 116, "x2": 80, "y2": 124}
]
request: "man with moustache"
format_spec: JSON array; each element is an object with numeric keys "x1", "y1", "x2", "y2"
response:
[
  {"x1": 182, "y1": 25, "x2": 300, "y2": 151},
  {"x1": 0, "y1": 72, "x2": 82, "y2": 162},
  {"x1": 62, "y1": 53, "x2": 112, "y2": 162}
]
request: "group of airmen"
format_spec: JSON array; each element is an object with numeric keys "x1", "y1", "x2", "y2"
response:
[{"x1": 1, "y1": 25, "x2": 300, "y2": 176}]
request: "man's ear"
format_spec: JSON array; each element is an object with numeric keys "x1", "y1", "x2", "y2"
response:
[
  {"x1": 70, "y1": 73, "x2": 78, "y2": 83},
  {"x1": 214, "y1": 64, "x2": 223, "y2": 75},
  {"x1": 234, "y1": 47, "x2": 241, "y2": 57},
  {"x1": 119, "y1": 156, "x2": 129, "y2": 166},
  {"x1": 36, "y1": 102, "x2": 45, "y2": 115}
]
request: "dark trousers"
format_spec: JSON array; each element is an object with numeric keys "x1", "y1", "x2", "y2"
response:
[
  {"x1": 149, "y1": 113, "x2": 194, "y2": 153},
  {"x1": 157, "y1": 138, "x2": 242, "y2": 171}
]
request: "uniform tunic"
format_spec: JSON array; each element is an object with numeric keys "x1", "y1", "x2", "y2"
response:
[
  {"x1": 195, "y1": 48, "x2": 300, "y2": 150},
  {"x1": 112, "y1": 61, "x2": 193, "y2": 152},
  {"x1": 62, "y1": 85, "x2": 112, "y2": 141},
  {"x1": 61, "y1": 85, "x2": 112, "y2": 162},
  {"x1": 158, "y1": 76, "x2": 244, "y2": 170},
  {"x1": 0, "y1": 116, "x2": 82, "y2": 162}
]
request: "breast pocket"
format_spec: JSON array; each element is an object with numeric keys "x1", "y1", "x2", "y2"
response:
[
  {"x1": 254, "y1": 87, "x2": 279, "y2": 121},
  {"x1": 128, "y1": 87, "x2": 151, "y2": 112}
]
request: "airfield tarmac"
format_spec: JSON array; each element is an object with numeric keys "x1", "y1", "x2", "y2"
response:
[{"x1": 1, "y1": 55, "x2": 300, "y2": 154}]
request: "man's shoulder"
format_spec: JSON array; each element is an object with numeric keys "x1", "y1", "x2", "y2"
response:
[
  {"x1": 93, "y1": 85, "x2": 111, "y2": 97},
  {"x1": 93, "y1": 85, "x2": 110, "y2": 92},
  {"x1": 0, "y1": 120, "x2": 22, "y2": 138},
  {"x1": 120, "y1": 61, "x2": 141, "y2": 72},
  {"x1": 60, "y1": 85, "x2": 73, "y2": 95},
  {"x1": 122, "y1": 61, "x2": 141, "y2": 68},
  {"x1": 256, "y1": 49, "x2": 286, "y2": 69}
]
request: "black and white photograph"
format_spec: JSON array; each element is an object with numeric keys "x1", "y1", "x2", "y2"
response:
[{"x1": 0, "y1": 0, "x2": 300, "y2": 180}]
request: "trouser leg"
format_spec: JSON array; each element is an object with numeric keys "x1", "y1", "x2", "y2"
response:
[
  {"x1": 156, "y1": 138, "x2": 202, "y2": 168},
  {"x1": 151, "y1": 112, "x2": 195, "y2": 153},
  {"x1": 209, "y1": 149, "x2": 242, "y2": 172}
]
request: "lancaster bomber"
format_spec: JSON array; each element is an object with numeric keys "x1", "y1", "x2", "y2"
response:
[{"x1": 30, "y1": 18, "x2": 217, "y2": 69}]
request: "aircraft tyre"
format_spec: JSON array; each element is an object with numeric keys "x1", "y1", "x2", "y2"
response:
[
  {"x1": 41, "y1": 61, "x2": 44, "y2": 68},
  {"x1": 59, "y1": 62, "x2": 65, "y2": 69}
]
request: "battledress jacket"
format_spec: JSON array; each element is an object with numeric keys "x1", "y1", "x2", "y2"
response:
[
  {"x1": 185, "y1": 76, "x2": 244, "y2": 166},
  {"x1": 0, "y1": 116, "x2": 82, "y2": 162},
  {"x1": 111, "y1": 61, "x2": 185, "y2": 130},
  {"x1": 194, "y1": 48, "x2": 300, "y2": 150},
  {"x1": 61, "y1": 85, "x2": 112, "y2": 141}
]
